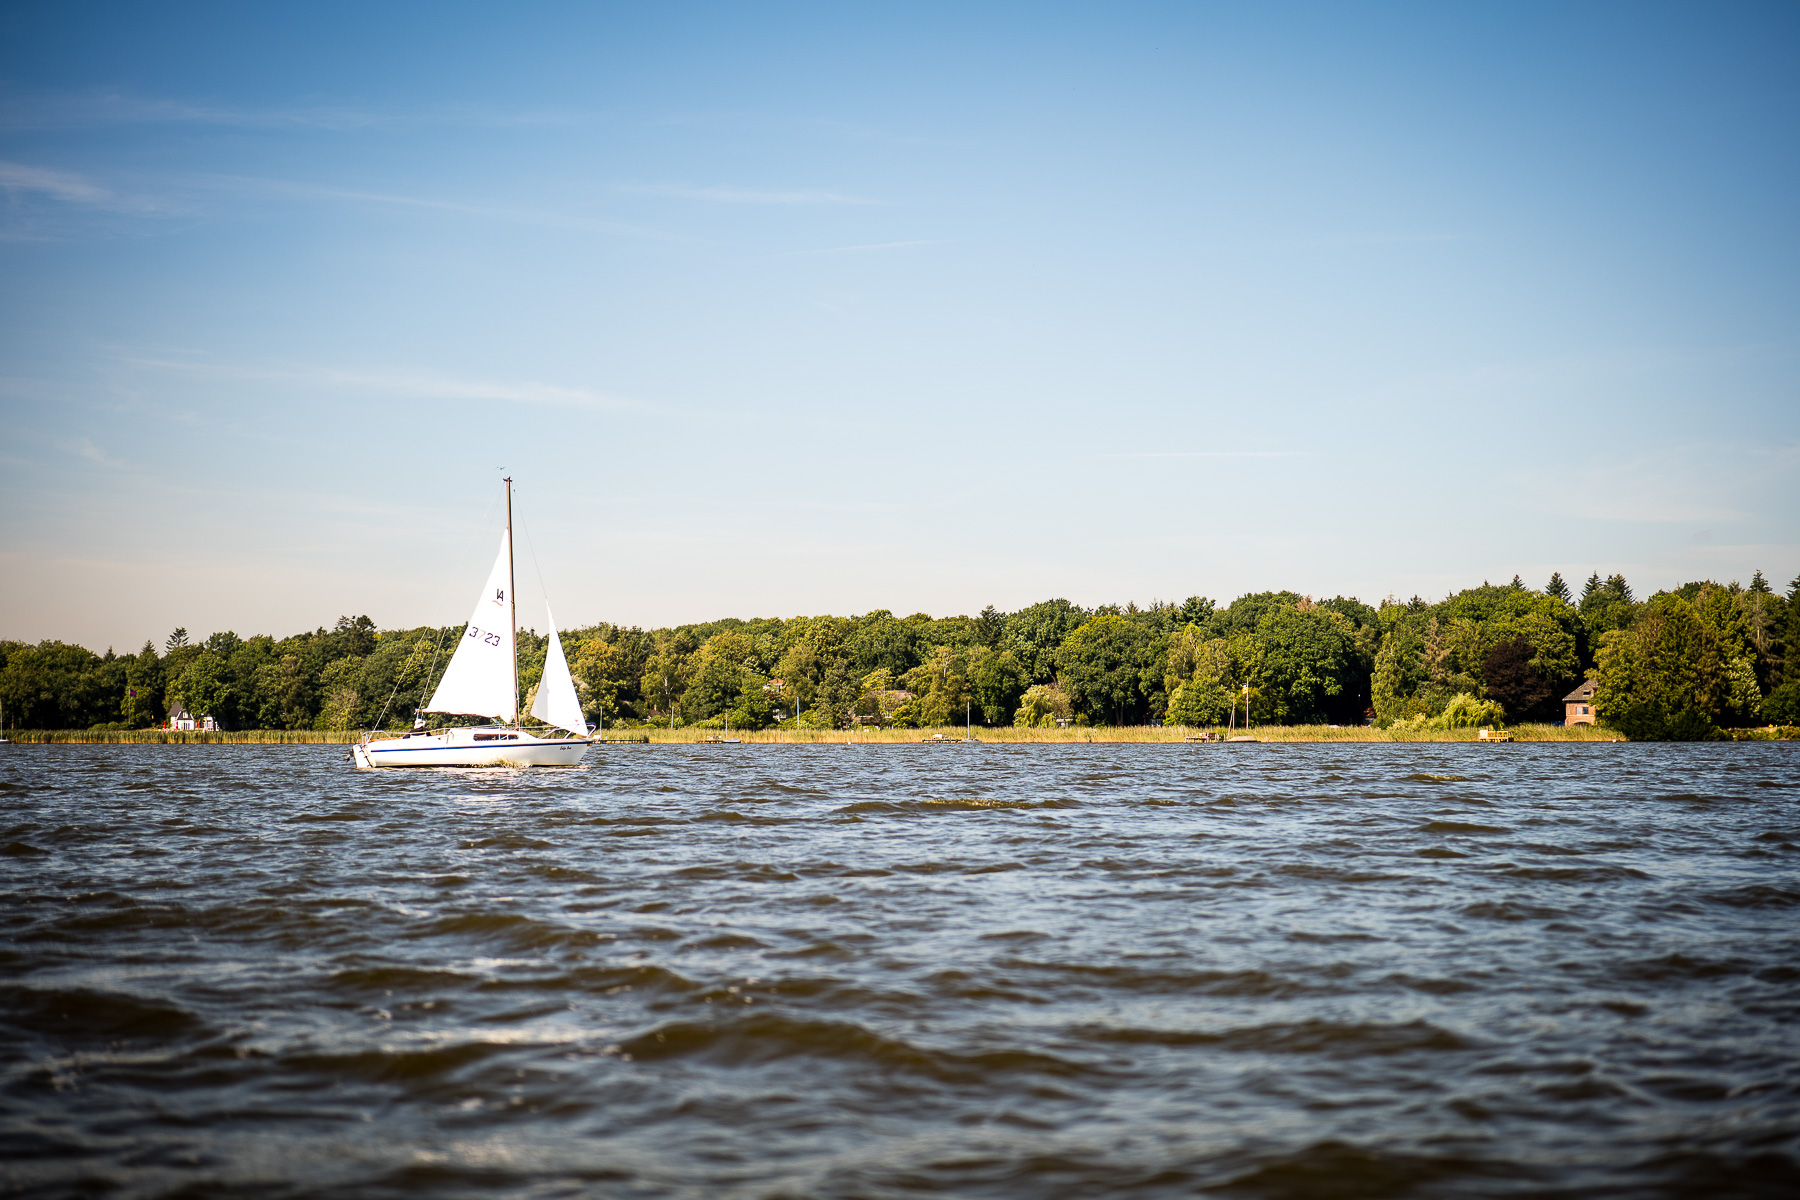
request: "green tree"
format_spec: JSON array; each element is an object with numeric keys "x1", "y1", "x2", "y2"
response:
[
  {"x1": 250, "y1": 653, "x2": 315, "y2": 729},
  {"x1": 724, "y1": 675, "x2": 774, "y2": 730},
  {"x1": 1786, "y1": 574, "x2": 1800, "y2": 687},
  {"x1": 974, "y1": 605, "x2": 1006, "y2": 648},
  {"x1": 969, "y1": 647, "x2": 1027, "y2": 725},
  {"x1": 1593, "y1": 595, "x2": 1725, "y2": 740},
  {"x1": 903, "y1": 645, "x2": 972, "y2": 726},
  {"x1": 845, "y1": 613, "x2": 926, "y2": 677},
  {"x1": 1002, "y1": 599, "x2": 1089, "y2": 685},
  {"x1": 681, "y1": 631, "x2": 757, "y2": 721},
  {"x1": 1252, "y1": 605, "x2": 1355, "y2": 724},
  {"x1": 1175, "y1": 596, "x2": 1216, "y2": 627},
  {"x1": 640, "y1": 645, "x2": 688, "y2": 722},
  {"x1": 1545, "y1": 572, "x2": 1571, "y2": 603},
  {"x1": 1056, "y1": 614, "x2": 1155, "y2": 724},
  {"x1": 1481, "y1": 636, "x2": 1552, "y2": 721},
  {"x1": 572, "y1": 636, "x2": 631, "y2": 725},
  {"x1": 1739, "y1": 574, "x2": 1784, "y2": 692},
  {"x1": 1209, "y1": 591, "x2": 1304, "y2": 640},
  {"x1": 1012, "y1": 683, "x2": 1071, "y2": 727},
  {"x1": 1763, "y1": 682, "x2": 1800, "y2": 725},
  {"x1": 1580, "y1": 574, "x2": 1637, "y2": 665},
  {"x1": 171, "y1": 651, "x2": 235, "y2": 728},
  {"x1": 0, "y1": 641, "x2": 120, "y2": 728},
  {"x1": 125, "y1": 641, "x2": 165, "y2": 727},
  {"x1": 312, "y1": 656, "x2": 362, "y2": 731}
]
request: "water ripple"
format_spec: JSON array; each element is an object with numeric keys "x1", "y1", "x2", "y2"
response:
[{"x1": 1, "y1": 741, "x2": 1796, "y2": 1197}]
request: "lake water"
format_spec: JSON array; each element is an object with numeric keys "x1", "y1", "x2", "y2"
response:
[{"x1": 2, "y1": 742, "x2": 1797, "y2": 1198}]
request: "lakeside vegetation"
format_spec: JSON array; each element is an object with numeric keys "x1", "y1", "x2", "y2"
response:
[
  {"x1": 0, "y1": 722, "x2": 1651, "y2": 745},
  {"x1": 3, "y1": 571, "x2": 1797, "y2": 742}
]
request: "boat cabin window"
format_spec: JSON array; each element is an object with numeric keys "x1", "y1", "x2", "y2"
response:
[{"x1": 472, "y1": 732, "x2": 519, "y2": 741}]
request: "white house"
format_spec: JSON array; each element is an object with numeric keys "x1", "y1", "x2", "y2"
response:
[{"x1": 168, "y1": 703, "x2": 219, "y2": 732}]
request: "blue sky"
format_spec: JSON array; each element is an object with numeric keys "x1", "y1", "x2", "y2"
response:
[{"x1": 2, "y1": 1, "x2": 1796, "y2": 649}]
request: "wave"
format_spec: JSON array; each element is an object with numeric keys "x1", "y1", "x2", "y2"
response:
[
  {"x1": 833, "y1": 796, "x2": 1072, "y2": 815},
  {"x1": 617, "y1": 1012, "x2": 1098, "y2": 1084},
  {"x1": 1218, "y1": 1139, "x2": 1496, "y2": 1196},
  {"x1": 326, "y1": 965, "x2": 483, "y2": 994},
  {"x1": 1461, "y1": 900, "x2": 1565, "y2": 922},
  {"x1": 1419, "y1": 820, "x2": 1511, "y2": 834},
  {"x1": 1000, "y1": 960, "x2": 1318, "y2": 999},
  {"x1": 669, "y1": 862, "x2": 799, "y2": 882},
  {"x1": 0, "y1": 984, "x2": 208, "y2": 1041},
  {"x1": 422, "y1": 911, "x2": 612, "y2": 952},
  {"x1": 1704, "y1": 884, "x2": 1800, "y2": 908},
  {"x1": 279, "y1": 1039, "x2": 522, "y2": 1085},
  {"x1": 1495, "y1": 864, "x2": 1650, "y2": 883},
  {"x1": 459, "y1": 834, "x2": 556, "y2": 850},
  {"x1": 1081, "y1": 1017, "x2": 1472, "y2": 1057}
]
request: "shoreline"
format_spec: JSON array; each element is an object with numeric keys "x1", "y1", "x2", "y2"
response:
[{"x1": 7, "y1": 724, "x2": 1787, "y2": 745}]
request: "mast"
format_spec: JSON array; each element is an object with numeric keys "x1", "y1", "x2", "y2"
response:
[{"x1": 505, "y1": 477, "x2": 518, "y2": 727}]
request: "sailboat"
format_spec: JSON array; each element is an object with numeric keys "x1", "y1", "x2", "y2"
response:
[{"x1": 352, "y1": 478, "x2": 591, "y2": 768}]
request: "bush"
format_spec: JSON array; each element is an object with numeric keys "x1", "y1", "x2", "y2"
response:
[
  {"x1": 1388, "y1": 692, "x2": 1506, "y2": 732},
  {"x1": 1435, "y1": 693, "x2": 1506, "y2": 728},
  {"x1": 1165, "y1": 679, "x2": 1232, "y2": 726},
  {"x1": 1763, "y1": 682, "x2": 1800, "y2": 726},
  {"x1": 1013, "y1": 684, "x2": 1071, "y2": 728}
]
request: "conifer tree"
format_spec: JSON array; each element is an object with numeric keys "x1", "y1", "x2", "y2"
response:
[
  {"x1": 1787, "y1": 574, "x2": 1800, "y2": 686},
  {"x1": 1545, "y1": 572, "x2": 1571, "y2": 603}
]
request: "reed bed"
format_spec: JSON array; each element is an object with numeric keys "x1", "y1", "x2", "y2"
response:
[
  {"x1": 3, "y1": 730, "x2": 362, "y2": 744},
  {"x1": 2, "y1": 723, "x2": 1726, "y2": 746},
  {"x1": 606, "y1": 722, "x2": 1627, "y2": 745}
]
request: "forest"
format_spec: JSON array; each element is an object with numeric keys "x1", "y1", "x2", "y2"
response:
[{"x1": 4, "y1": 571, "x2": 1798, "y2": 741}]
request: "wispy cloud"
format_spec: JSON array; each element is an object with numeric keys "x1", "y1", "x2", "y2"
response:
[
  {"x1": 1297, "y1": 232, "x2": 1464, "y2": 247},
  {"x1": 0, "y1": 90, "x2": 384, "y2": 132},
  {"x1": 0, "y1": 159, "x2": 199, "y2": 230},
  {"x1": 209, "y1": 175, "x2": 678, "y2": 240},
  {"x1": 0, "y1": 88, "x2": 596, "y2": 133},
  {"x1": 320, "y1": 367, "x2": 638, "y2": 411},
  {"x1": 0, "y1": 161, "x2": 112, "y2": 205},
  {"x1": 64, "y1": 437, "x2": 122, "y2": 466},
  {"x1": 618, "y1": 183, "x2": 873, "y2": 205},
  {"x1": 1514, "y1": 442, "x2": 1800, "y2": 524},
  {"x1": 125, "y1": 355, "x2": 644, "y2": 413},
  {"x1": 1104, "y1": 450, "x2": 1312, "y2": 459},
  {"x1": 778, "y1": 239, "x2": 944, "y2": 258}
]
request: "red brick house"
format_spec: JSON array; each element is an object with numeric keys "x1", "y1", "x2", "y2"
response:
[{"x1": 1563, "y1": 679, "x2": 1597, "y2": 725}]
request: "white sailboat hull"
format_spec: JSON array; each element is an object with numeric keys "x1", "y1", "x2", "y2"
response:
[{"x1": 353, "y1": 728, "x2": 590, "y2": 769}]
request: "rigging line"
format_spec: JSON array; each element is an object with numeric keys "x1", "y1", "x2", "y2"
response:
[
  {"x1": 364, "y1": 483, "x2": 502, "y2": 734},
  {"x1": 516, "y1": 487, "x2": 552, "y2": 611},
  {"x1": 515, "y1": 489, "x2": 560, "y2": 732},
  {"x1": 371, "y1": 625, "x2": 440, "y2": 732}
]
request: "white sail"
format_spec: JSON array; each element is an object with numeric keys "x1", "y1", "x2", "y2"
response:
[
  {"x1": 530, "y1": 604, "x2": 588, "y2": 735},
  {"x1": 423, "y1": 532, "x2": 517, "y2": 721}
]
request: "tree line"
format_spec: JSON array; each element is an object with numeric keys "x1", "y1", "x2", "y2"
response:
[{"x1": 3, "y1": 571, "x2": 1798, "y2": 739}]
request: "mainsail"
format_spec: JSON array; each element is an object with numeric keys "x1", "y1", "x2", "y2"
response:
[
  {"x1": 423, "y1": 532, "x2": 518, "y2": 721},
  {"x1": 530, "y1": 603, "x2": 588, "y2": 735}
]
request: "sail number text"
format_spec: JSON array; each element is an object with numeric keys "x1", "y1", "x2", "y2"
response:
[{"x1": 467, "y1": 626, "x2": 503, "y2": 647}]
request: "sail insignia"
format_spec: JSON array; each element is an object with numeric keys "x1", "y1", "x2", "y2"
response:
[{"x1": 422, "y1": 532, "x2": 519, "y2": 721}]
